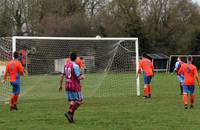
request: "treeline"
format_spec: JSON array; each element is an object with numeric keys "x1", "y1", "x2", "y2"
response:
[{"x1": 0, "y1": 0, "x2": 200, "y2": 54}]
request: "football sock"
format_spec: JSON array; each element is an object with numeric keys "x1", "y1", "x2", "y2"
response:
[
  {"x1": 13, "y1": 94, "x2": 19, "y2": 105},
  {"x1": 10, "y1": 94, "x2": 15, "y2": 108},
  {"x1": 68, "y1": 102, "x2": 75, "y2": 115},
  {"x1": 190, "y1": 94, "x2": 194, "y2": 105},
  {"x1": 180, "y1": 85, "x2": 183, "y2": 94},
  {"x1": 74, "y1": 101, "x2": 81, "y2": 110},
  {"x1": 183, "y1": 94, "x2": 188, "y2": 105},
  {"x1": 148, "y1": 85, "x2": 151, "y2": 94},
  {"x1": 68, "y1": 101, "x2": 81, "y2": 116},
  {"x1": 144, "y1": 87, "x2": 148, "y2": 97}
]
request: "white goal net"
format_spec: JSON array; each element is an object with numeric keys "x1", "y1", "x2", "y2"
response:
[
  {"x1": 0, "y1": 37, "x2": 12, "y2": 102},
  {"x1": 1, "y1": 36, "x2": 140, "y2": 101}
]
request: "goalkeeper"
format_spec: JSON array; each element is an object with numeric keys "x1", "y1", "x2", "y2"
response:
[
  {"x1": 59, "y1": 52, "x2": 85, "y2": 123},
  {"x1": 1, "y1": 51, "x2": 24, "y2": 111}
]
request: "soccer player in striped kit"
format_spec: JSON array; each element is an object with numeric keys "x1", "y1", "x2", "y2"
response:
[
  {"x1": 59, "y1": 52, "x2": 85, "y2": 123},
  {"x1": 174, "y1": 57, "x2": 184, "y2": 95}
]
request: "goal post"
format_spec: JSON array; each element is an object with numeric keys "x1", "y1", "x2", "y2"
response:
[
  {"x1": 135, "y1": 38, "x2": 140, "y2": 96},
  {"x1": 12, "y1": 36, "x2": 140, "y2": 97}
]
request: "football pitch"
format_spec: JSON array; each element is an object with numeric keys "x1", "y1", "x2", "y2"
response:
[{"x1": 1, "y1": 73, "x2": 200, "y2": 130}]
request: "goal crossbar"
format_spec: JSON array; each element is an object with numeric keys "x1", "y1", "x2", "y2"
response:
[{"x1": 12, "y1": 36, "x2": 138, "y2": 40}]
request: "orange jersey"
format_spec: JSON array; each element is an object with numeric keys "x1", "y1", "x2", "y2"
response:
[
  {"x1": 76, "y1": 57, "x2": 85, "y2": 69},
  {"x1": 3, "y1": 60, "x2": 24, "y2": 82},
  {"x1": 138, "y1": 58, "x2": 154, "y2": 76},
  {"x1": 178, "y1": 63, "x2": 200, "y2": 86}
]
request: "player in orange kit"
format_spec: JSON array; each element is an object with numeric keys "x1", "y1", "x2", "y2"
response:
[
  {"x1": 76, "y1": 57, "x2": 85, "y2": 74},
  {"x1": 137, "y1": 52, "x2": 154, "y2": 98},
  {"x1": 178, "y1": 56, "x2": 200, "y2": 109},
  {"x1": 1, "y1": 51, "x2": 24, "y2": 111}
]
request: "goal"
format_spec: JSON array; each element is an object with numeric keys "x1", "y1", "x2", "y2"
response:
[
  {"x1": 2, "y1": 36, "x2": 140, "y2": 101},
  {"x1": 0, "y1": 37, "x2": 12, "y2": 102}
]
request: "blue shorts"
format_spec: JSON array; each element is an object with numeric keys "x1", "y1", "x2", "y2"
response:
[
  {"x1": 178, "y1": 75, "x2": 184, "y2": 83},
  {"x1": 183, "y1": 85, "x2": 195, "y2": 94},
  {"x1": 143, "y1": 73, "x2": 152, "y2": 85},
  {"x1": 66, "y1": 91, "x2": 82, "y2": 101},
  {"x1": 10, "y1": 82, "x2": 20, "y2": 94}
]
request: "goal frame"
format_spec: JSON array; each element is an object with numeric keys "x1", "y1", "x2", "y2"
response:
[{"x1": 12, "y1": 36, "x2": 140, "y2": 96}]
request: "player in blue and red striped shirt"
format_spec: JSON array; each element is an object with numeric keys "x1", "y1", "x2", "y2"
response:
[
  {"x1": 174, "y1": 57, "x2": 184, "y2": 94},
  {"x1": 59, "y1": 52, "x2": 85, "y2": 123}
]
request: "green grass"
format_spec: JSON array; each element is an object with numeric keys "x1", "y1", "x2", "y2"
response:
[{"x1": 1, "y1": 73, "x2": 200, "y2": 130}]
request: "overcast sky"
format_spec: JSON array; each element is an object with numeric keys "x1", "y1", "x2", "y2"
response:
[{"x1": 193, "y1": 0, "x2": 200, "y2": 5}]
